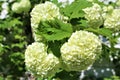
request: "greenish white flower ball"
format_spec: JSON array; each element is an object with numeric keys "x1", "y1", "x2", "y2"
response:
[
  {"x1": 19, "y1": 0, "x2": 31, "y2": 13},
  {"x1": 25, "y1": 42, "x2": 47, "y2": 73},
  {"x1": 61, "y1": 30, "x2": 102, "y2": 71},
  {"x1": 104, "y1": 9, "x2": 120, "y2": 31},
  {"x1": 31, "y1": 1, "x2": 63, "y2": 28},
  {"x1": 25, "y1": 42, "x2": 60, "y2": 78},
  {"x1": 83, "y1": 3, "x2": 103, "y2": 28},
  {"x1": 38, "y1": 53, "x2": 60, "y2": 78},
  {"x1": 11, "y1": 2, "x2": 22, "y2": 13},
  {"x1": 102, "y1": 5, "x2": 114, "y2": 19},
  {"x1": 12, "y1": 0, "x2": 31, "y2": 13}
]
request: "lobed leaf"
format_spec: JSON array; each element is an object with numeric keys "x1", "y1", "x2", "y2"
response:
[
  {"x1": 86, "y1": 28, "x2": 113, "y2": 38},
  {"x1": 37, "y1": 19, "x2": 73, "y2": 41},
  {"x1": 61, "y1": 0, "x2": 92, "y2": 19}
]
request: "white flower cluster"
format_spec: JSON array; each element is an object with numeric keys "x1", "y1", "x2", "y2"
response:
[
  {"x1": 31, "y1": 1, "x2": 64, "y2": 29},
  {"x1": 83, "y1": 1, "x2": 120, "y2": 31},
  {"x1": 102, "y1": 5, "x2": 114, "y2": 19},
  {"x1": 104, "y1": 9, "x2": 120, "y2": 31},
  {"x1": 0, "y1": 2, "x2": 9, "y2": 19},
  {"x1": 11, "y1": 0, "x2": 31, "y2": 13},
  {"x1": 61, "y1": 30, "x2": 102, "y2": 71},
  {"x1": 83, "y1": 3, "x2": 103, "y2": 28},
  {"x1": 30, "y1": 1, "x2": 67, "y2": 41},
  {"x1": 25, "y1": 42, "x2": 60, "y2": 78}
]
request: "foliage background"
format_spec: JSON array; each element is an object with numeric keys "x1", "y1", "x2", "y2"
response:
[{"x1": 0, "y1": 0, "x2": 120, "y2": 80}]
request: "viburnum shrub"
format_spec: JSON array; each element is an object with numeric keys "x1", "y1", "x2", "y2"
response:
[{"x1": 24, "y1": 0, "x2": 120, "y2": 79}]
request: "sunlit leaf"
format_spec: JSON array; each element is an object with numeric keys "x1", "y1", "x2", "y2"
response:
[{"x1": 37, "y1": 19, "x2": 73, "y2": 41}]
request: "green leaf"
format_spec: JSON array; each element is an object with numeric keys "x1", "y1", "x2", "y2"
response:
[
  {"x1": 85, "y1": 28, "x2": 113, "y2": 38},
  {"x1": 61, "y1": 0, "x2": 92, "y2": 19},
  {"x1": 0, "y1": 76, "x2": 4, "y2": 80},
  {"x1": 9, "y1": 52, "x2": 24, "y2": 65},
  {"x1": 79, "y1": 19, "x2": 88, "y2": 27},
  {"x1": 0, "y1": 18, "x2": 22, "y2": 29},
  {"x1": 37, "y1": 19, "x2": 73, "y2": 41},
  {"x1": 11, "y1": 42, "x2": 26, "y2": 49},
  {"x1": 51, "y1": 0, "x2": 58, "y2": 4},
  {"x1": 0, "y1": 35, "x2": 4, "y2": 41},
  {"x1": 98, "y1": 28, "x2": 113, "y2": 37}
]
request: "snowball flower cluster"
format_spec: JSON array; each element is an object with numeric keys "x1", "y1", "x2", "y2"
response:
[
  {"x1": 25, "y1": 42, "x2": 60, "y2": 78},
  {"x1": 102, "y1": 5, "x2": 114, "y2": 19},
  {"x1": 31, "y1": 1, "x2": 65, "y2": 29},
  {"x1": 11, "y1": 0, "x2": 31, "y2": 13},
  {"x1": 104, "y1": 9, "x2": 120, "y2": 31},
  {"x1": 83, "y1": 3, "x2": 103, "y2": 28},
  {"x1": 61, "y1": 30, "x2": 102, "y2": 71}
]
